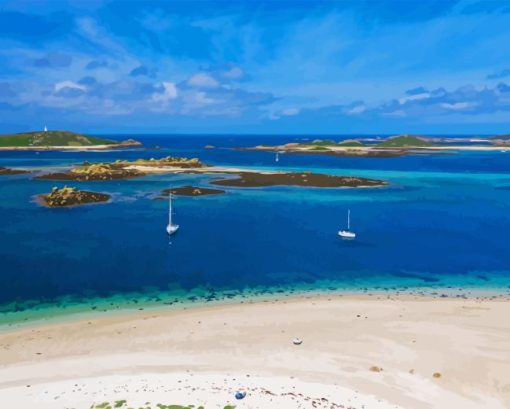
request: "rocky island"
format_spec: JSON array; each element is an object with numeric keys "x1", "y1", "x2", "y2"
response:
[
  {"x1": 211, "y1": 171, "x2": 386, "y2": 188},
  {"x1": 158, "y1": 186, "x2": 226, "y2": 197},
  {"x1": 36, "y1": 156, "x2": 207, "y2": 181},
  {"x1": 239, "y1": 134, "x2": 510, "y2": 156},
  {"x1": 38, "y1": 186, "x2": 111, "y2": 207},
  {"x1": 0, "y1": 130, "x2": 141, "y2": 151},
  {"x1": 239, "y1": 135, "x2": 436, "y2": 157},
  {"x1": 0, "y1": 166, "x2": 30, "y2": 176}
]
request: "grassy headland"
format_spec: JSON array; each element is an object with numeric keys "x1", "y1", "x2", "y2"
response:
[{"x1": 0, "y1": 130, "x2": 140, "y2": 149}]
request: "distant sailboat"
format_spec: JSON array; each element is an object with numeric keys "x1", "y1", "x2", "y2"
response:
[
  {"x1": 338, "y1": 209, "x2": 356, "y2": 239},
  {"x1": 275, "y1": 151, "x2": 279, "y2": 162},
  {"x1": 44, "y1": 126, "x2": 48, "y2": 132},
  {"x1": 166, "y1": 193, "x2": 179, "y2": 235}
]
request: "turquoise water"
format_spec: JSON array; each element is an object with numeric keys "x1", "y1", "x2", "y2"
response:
[{"x1": 1, "y1": 135, "x2": 510, "y2": 324}]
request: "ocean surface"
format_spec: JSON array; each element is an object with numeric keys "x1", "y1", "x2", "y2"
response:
[{"x1": 1, "y1": 135, "x2": 510, "y2": 323}]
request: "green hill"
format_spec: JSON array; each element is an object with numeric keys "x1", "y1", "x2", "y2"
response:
[
  {"x1": 337, "y1": 139, "x2": 364, "y2": 147},
  {"x1": 0, "y1": 130, "x2": 126, "y2": 147},
  {"x1": 304, "y1": 138, "x2": 364, "y2": 147},
  {"x1": 378, "y1": 135, "x2": 434, "y2": 148}
]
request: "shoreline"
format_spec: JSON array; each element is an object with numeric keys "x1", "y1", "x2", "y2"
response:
[
  {"x1": 2, "y1": 284, "x2": 509, "y2": 331},
  {"x1": 0, "y1": 142, "x2": 141, "y2": 151},
  {"x1": 0, "y1": 292, "x2": 508, "y2": 408}
]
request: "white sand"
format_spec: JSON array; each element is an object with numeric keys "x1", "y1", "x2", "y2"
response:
[{"x1": 0, "y1": 294, "x2": 509, "y2": 408}]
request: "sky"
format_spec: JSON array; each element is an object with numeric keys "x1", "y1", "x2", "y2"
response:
[{"x1": 1, "y1": 0, "x2": 510, "y2": 135}]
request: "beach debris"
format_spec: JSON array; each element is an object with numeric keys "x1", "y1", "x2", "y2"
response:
[
  {"x1": 369, "y1": 366, "x2": 383, "y2": 372},
  {"x1": 292, "y1": 337, "x2": 303, "y2": 345},
  {"x1": 433, "y1": 372, "x2": 442, "y2": 379},
  {"x1": 235, "y1": 390, "x2": 247, "y2": 400}
]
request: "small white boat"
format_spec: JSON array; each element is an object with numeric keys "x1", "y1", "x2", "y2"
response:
[
  {"x1": 292, "y1": 337, "x2": 303, "y2": 345},
  {"x1": 338, "y1": 209, "x2": 356, "y2": 239},
  {"x1": 166, "y1": 193, "x2": 179, "y2": 235}
]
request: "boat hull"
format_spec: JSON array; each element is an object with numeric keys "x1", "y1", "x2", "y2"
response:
[
  {"x1": 338, "y1": 230, "x2": 356, "y2": 239},
  {"x1": 166, "y1": 224, "x2": 179, "y2": 235}
]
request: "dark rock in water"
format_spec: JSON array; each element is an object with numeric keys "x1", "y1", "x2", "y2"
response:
[
  {"x1": 0, "y1": 166, "x2": 30, "y2": 175},
  {"x1": 210, "y1": 171, "x2": 386, "y2": 188},
  {"x1": 159, "y1": 185, "x2": 225, "y2": 197}
]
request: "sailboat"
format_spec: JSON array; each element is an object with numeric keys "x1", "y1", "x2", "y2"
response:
[
  {"x1": 275, "y1": 151, "x2": 280, "y2": 162},
  {"x1": 166, "y1": 193, "x2": 179, "y2": 235},
  {"x1": 338, "y1": 209, "x2": 356, "y2": 239}
]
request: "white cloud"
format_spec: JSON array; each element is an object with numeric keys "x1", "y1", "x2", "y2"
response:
[
  {"x1": 54, "y1": 81, "x2": 87, "y2": 92},
  {"x1": 440, "y1": 101, "x2": 474, "y2": 110},
  {"x1": 222, "y1": 66, "x2": 244, "y2": 80},
  {"x1": 280, "y1": 107, "x2": 300, "y2": 116},
  {"x1": 187, "y1": 73, "x2": 220, "y2": 88},
  {"x1": 346, "y1": 104, "x2": 366, "y2": 115},
  {"x1": 398, "y1": 93, "x2": 430, "y2": 104},
  {"x1": 152, "y1": 81, "x2": 178, "y2": 102}
]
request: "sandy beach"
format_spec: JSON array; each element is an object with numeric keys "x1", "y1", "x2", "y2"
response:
[{"x1": 0, "y1": 293, "x2": 509, "y2": 408}]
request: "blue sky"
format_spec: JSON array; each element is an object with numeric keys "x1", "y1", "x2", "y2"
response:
[{"x1": 1, "y1": 0, "x2": 510, "y2": 135}]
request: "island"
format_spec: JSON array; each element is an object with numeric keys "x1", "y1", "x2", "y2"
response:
[
  {"x1": 0, "y1": 166, "x2": 30, "y2": 176},
  {"x1": 36, "y1": 156, "x2": 206, "y2": 181},
  {"x1": 0, "y1": 130, "x2": 141, "y2": 151},
  {"x1": 158, "y1": 186, "x2": 226, "y2": 197},
  {"x1": 37, "y1": 186, "x2": 111, "y2": 207},
  {"x1": 238, "y1": 134, "x2": 510, "y2": 157},
  {"x1": 35, "y1": 155, "x2": 387, "y2": 188},
  {"x1": 211, "y1": 171, "x2": 386, "y2": 188}
]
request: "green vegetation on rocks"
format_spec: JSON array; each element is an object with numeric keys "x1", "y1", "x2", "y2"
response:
[
  {"x1": 36, "y1": 156, "x2": 206, "y2": 181},
  {"x1": 39, "y1": 186, "x2": 111, "y2": 207},
  {"x1": 0, "y1": 130, "x2": 140, "y2": 148},
  {"x1": 378, "y1": 135, "x2": 434, "y2": 147}
]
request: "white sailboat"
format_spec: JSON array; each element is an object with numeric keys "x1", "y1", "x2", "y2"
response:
[
  {"x1": 166, "y1": 193, "x2": 179, "y2": 235},
  {"x1": 338, "y1": 209, "x2": 356, "y2": 239},
  {"x1": 275, "y1": 151, "x2": 280, "y2": 162}
]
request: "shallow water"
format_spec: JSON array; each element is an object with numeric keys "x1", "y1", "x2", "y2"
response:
[{"x1": 1, "y1": 135, "x2": 510, "y2": 322}]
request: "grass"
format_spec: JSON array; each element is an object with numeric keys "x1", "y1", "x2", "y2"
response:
[
  {"x1": 0, "y1": 130, "x2": 117, "y2": 147},
  {"x1": 378, "y1": 134, "x2": 434, "y2": 147}
]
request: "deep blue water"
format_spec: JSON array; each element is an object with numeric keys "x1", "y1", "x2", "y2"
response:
[{"x1": 1, "y1": 135, "x2": 510, "y2": 316}]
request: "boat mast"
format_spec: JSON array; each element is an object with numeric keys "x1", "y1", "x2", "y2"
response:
[
  {"x1": 347, "y1": 209, "x2": 350, "y2": 231},
  {"x1": 168, "y1": 193, "x2": 172, "y2": 226}
]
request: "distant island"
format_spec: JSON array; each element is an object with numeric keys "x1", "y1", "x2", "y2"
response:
[
  {"x1": 239, "y1": 134, "x2": 510, "y2": 157},
  {"x1": 0, "y1": 166, "x2": 30, "y2": 176},
  {"x1": 37, "y1": 186, "x2": 111, "y2": 207},
  {"x1": 0, "y1": 130, "x2": 141, "y2": 151},
  {"x1": 36, "y1": 156, "x2": 206, "y2": 181}
]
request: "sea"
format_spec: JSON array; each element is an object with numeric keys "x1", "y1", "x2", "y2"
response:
[{"x1": 1, "y1": 135, "x2": 509, "y2": 324}]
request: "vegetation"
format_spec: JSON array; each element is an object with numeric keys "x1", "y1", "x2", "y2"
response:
[
  {"x1": 337, "y1": 139, "x2": 364, "y2": 147},
  {"x1": 303, "y1": 138, "x2": 364, "y2": 147},
  {"x1": 39, "y1": 186, "x2": 110, "y2": 207},
  {"x1": 377, "y1": 135, "x2": 434, "y2": 147},
  {"x1": 0, "y1": 130, "x2": 139, "y2": 147},
  {"x1": 37, "y1": 156, "x2": 206, "y2": 181}
]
